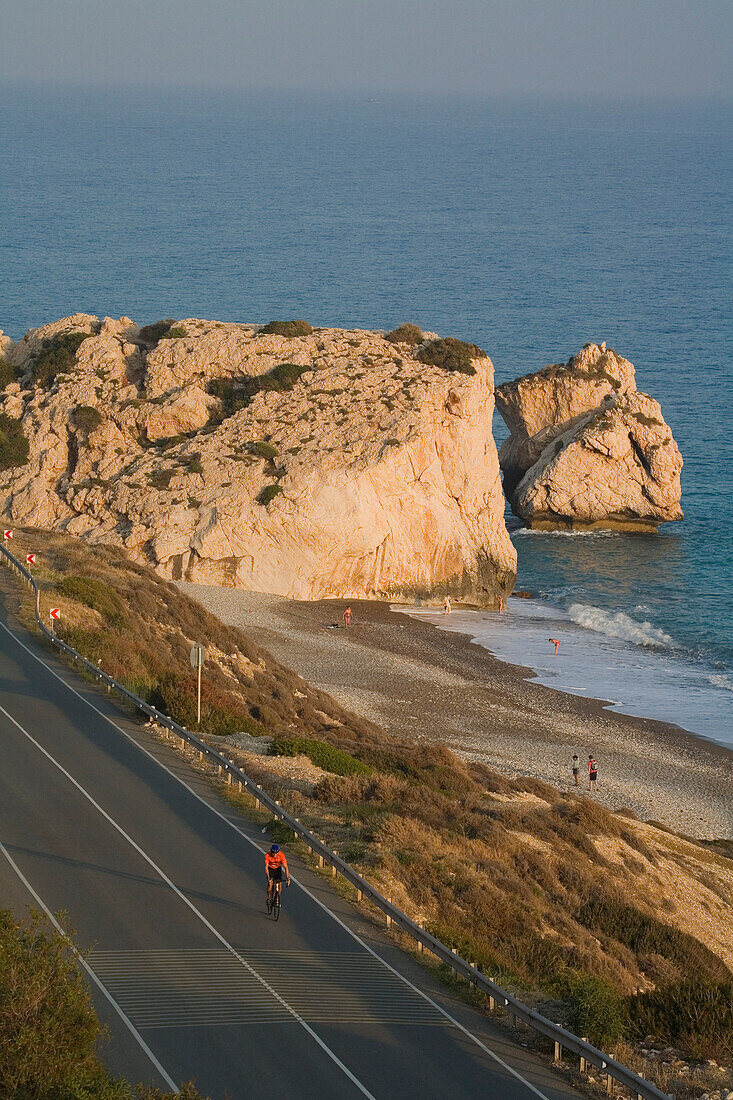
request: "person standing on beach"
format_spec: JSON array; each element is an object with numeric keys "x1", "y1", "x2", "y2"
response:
[
  {"x1": 588, "y1": 755, "x2": 598, "y2": 790},
  {"x1": 498, "y1": 594, "x2": 504, "y2": 613},
  {"x1": 572, "y1": 754, "x2": 580, "y2": 786},
  {"x1": 343, "y1": 606, "x2": 352, "y2": 628},
  {"x1": 443, "y1": 595, "x2": 452, "y2": 615},
  {"x1": 549, "y1": 637, "x2": 560, "y2": 655}
]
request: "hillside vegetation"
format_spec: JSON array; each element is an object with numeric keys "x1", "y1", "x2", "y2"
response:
[{"x1": 3, "y1": 527, "x2": 732, "y2": 1072}]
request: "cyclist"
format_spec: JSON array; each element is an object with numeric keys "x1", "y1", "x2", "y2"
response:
[{"x1": 265, "y1": 843, "x2": 290, "y2": 906}]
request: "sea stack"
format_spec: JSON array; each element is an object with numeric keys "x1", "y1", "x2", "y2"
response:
[
  {"x1": 0, "y1": 314, "x2": 516, "y2": 603},
  {"x1": 495, "y1": 342, "x2": 683, "y2": 531}
]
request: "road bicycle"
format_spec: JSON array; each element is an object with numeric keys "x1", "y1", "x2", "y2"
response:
[{"x1": 266, "y1": 879, "x2": 287, "y2": 920}]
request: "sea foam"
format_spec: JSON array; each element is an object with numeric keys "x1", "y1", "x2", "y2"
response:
[{"x1": 567, "y1": 603, "x2": 676, "y2": 649}]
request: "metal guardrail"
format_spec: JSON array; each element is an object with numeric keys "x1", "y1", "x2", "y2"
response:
[{"x1": 0, "y1": 542, "x2": 670, "y2": 1100}]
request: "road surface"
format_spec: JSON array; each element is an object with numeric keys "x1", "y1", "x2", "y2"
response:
[{"x1": 0, "y1": 588, "x2": 580, "y2": 1099}]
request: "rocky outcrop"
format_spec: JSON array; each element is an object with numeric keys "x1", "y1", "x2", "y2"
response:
[
  {"x1": 495, "y1": 343, "x2": 682, "y2": 530},
  {"x1": 0, "y1": 315, "x2": 516, "y2": 603}
]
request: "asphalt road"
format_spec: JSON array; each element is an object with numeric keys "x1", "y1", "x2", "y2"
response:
[{"x1": 0, "y1": 588, "x2": 581, "y2": 1100}]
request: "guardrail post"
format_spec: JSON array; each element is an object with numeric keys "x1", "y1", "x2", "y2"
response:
[
  {"x1": 238, "y1": 779, "x2": 242, "y2": 792},
  {"x1": 227, "y1": 771, "x2": 232, "y2": 785},
  {"x1": 331, "y1": 851, "x2": 338, "y2": 876},
  {"x1": 318, "y1": 854, "x2": 324, "y2": 868},
  {"x1": 580, "y1": 1042, "x2": 587, "y2": 1075},
  {"x1": 386, "y1": 900, "x2": 392, "y2": 928},
  {"x1": 606, "y1": 1073, "x2": 613, "y2": 1095},
  {"x1": 356, "y1": 888, "x2": 363, "y2": 903},
  {"x1": 554, "y1": 1041, "x2": 562, "y2": 1064},
  {"x1": 489, "y1": 995, "x2": 495, "y2": 1011}
]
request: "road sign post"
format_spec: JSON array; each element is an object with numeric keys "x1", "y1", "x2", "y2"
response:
[
  {"x1": 189, "y1": 643, "x2": 207, "y2": 727},
  {"x1": 26, "y1": 553, "x2": 36, "y2": 566},
  {"x1": 50, "y1": 608, "x2": 60, "y2": 629}
]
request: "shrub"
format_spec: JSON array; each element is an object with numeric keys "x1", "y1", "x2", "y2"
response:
[
  {"x1": 0, "y1": 413, "x2": 29, "y2": 470},
  {"x1": 625, "y1": 980, "x2": 733, "y2": 1060},
  {"x1": 0, "y1": 358, "x2": 21, "y2": 388},
  {"x1": 251, "y1": 441, "x2": 278, "y2": 460},
  {"x1": 385, "y1": 323, "x2": 423, "y2": 345},
  {"x1": 148, "y1": 469, "x2": 176, "y2": 491},
  {"x1": 163, "y1": 325, "x2": 187, "y2": 339},
  {"x1": 74, "y1": 405, "x2": 103, "y2": 433},
  {"x1": 148, "y1": 673, "x2": 264, "y2": 738},
  {"x1": 559, "y1": 973, "x2": 627, "y2": 1049},
  {"x1": 0, "y1": 908, "x2": 124, "y2": 1097},
  {"x1": 33, "y1": 332, "x2": 87, "y2": 387},
  {"x1": 257, "y1": 483, "x2": 283, "y2": 507},
  {"x1": 269, "y1": 735, "x2": 371, "y2": 777},
  {"x1": 576, "y1": 895, "x2": 730, "y2": 982},
  {"x1": 416, "y1": 337, "x2": 486, "y2": 375},
  {"x1": 207, "y1": 363, "x2": 309, "y2": 425},
  {"x1": 58, "y1": 575, "x2": 127, "y2": 628},
  {"x1": 258, "y1": 320, "x2": 313, "y2": 337},
  {"x1": 138, "y1": 319, "x2": 176, "y2": 345}
]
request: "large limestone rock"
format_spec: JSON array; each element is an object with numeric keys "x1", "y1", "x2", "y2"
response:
[
  {"x1": 0, "y1": 314, "x2": 516, "y2": 603},
  {"x1": 495, "y1": 343, "x2": 682, "y2": 530}
]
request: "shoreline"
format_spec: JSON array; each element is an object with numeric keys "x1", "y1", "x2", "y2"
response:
[{"x1": 179, "y1": 584, "x2": 733, "y2": 840}]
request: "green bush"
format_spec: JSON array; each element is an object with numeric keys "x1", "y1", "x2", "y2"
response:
[
  {"x1": 258, "y1": 320, "x2": 313, "y2": 337},
  {"x1": 558, "y1": 973, "x2": 627, "y2": 1049},
  {"x1": 0, "y1": 908, "x2": 128, "y2": 1098},
  {"x1": 138, "y1": 319, "x2": 176, "y2": 345},
  {"x1": 416, "y1": 337, "x2": 487, "y2": 375},
  {"x1": 0, "y1": 358, "x2": 21, "y2": 388},
  {"x1": 163, "y1": 326, "x2": 187, "y2": 339},
  {"x1": 74, "y1": 405, "x2": 103, "y2": 433},
  {"x1": 33, "y1": 332, "x2": 88, "y2": 387},
  {"x1": 148, "y1": 469, "x2": 176, "y2": 491},
  {"x1": 625, "y1": 980, "x2": 733, "y2": 1060},
  {"x1": 269, "y1": 735, "x2": 371, "y2": 777},
  {"x1": 257, "y1": 484, "x2": 283, "y2": 506},
  {"x1": 0, "y1": 413, "x2": 29, "y2": 470},
  {"x1": 251, "y1": 441, "x2": 278, "y2": 460},
  {"x1": 58, "y1": 575, "x2": 127, "y2": 628},
  {"x1": 385, "y1": 323, "x2": 423, "y2": 345},
  {"x1": 148, "y1": 673, "x2": 264, "y2": 738}
]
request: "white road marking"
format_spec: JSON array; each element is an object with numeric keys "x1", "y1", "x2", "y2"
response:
[
  {"x1": 0, "y1": 698, "x2": 376, "y2": 1100},
  {"x1": 0, "y1": 617, "x2": 553, "y2": 1100},
  {"x1": 0, "y1": 839, "x2": 180, "y2": 1094}
]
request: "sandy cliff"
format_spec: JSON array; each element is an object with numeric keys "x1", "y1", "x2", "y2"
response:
[
  {"x1": 495, "y1": 342, "x2": 683, "y2": 530},
  {"x1": 0, "y1": 315, "x2": 516, "y2": 603}
]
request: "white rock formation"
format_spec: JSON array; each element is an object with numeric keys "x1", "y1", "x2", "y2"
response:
[
  {"x1": 495, "y1": 343, "x2": 682, "y2": 530},
  {"x1": 0, "y1": 315, "x2": 516, "y2": 603}
]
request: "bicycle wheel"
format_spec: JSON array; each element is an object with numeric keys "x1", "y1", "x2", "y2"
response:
[
  {"x1": 266, "y1": 888, "x2": 273, "y2": 914},
  {"x1": 272, "y1": 889, "x2": 281, "y2": 922}
]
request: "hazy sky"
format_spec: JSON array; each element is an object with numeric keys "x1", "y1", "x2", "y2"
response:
[{"x1": 2, "y1": 0, "x2": 731, "y2": 99}]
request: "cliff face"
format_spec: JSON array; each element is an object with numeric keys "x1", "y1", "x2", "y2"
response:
[
  {"x1": 0, "y1": 315, "x2": 516, "y2": 603},
  {"x1": 495, "y1": 343, "x2": 683, "y2": 531}
]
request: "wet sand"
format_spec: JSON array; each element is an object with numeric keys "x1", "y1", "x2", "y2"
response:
[{"x1": 179, "y1": 585, "x2": 733, "y2": 840}]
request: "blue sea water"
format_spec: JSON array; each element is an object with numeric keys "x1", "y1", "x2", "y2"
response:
[{"x1": 1, "y1": 84, "x2": 731, "y2": 743}]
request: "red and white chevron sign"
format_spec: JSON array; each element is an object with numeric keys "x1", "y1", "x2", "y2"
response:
[
  {"x1": 3, "y1": 530, "x2": 12, "y2": 539},
  {"x1": 26, "y1": 553, "x2": 36, "y2": 565},
  {"x1": 50, "y1": 608, "x2": 61, "y2": 621}
]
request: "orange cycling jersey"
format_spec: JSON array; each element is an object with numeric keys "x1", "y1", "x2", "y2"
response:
[{"x1": 265, "y1": 851, "x2": 288, "y2": 873}]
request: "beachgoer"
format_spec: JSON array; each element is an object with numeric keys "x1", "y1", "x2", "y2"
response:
[
  {"x1": 588, "y1": 755, "x2": 598, "y2": 790},
  {"x1": 343, "y1": 606, "x2": 352, "y2": 627},
  {"x1": 572, "y1": 754, "x2": 580, "y2": 786},
  {"x1": 549, "y1": 637, "x2": 560, "y2": 655},
  {"x1": 443, "y1": 595, "x2": 452, "y2": 615},
  {"x1": 498, "y1": 594, "x2": 504, "y2": 613}
]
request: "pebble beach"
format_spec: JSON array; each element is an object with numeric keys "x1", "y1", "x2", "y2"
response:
[{"x1": 179, "y1": 584, "x2": 733, "y2": 840}]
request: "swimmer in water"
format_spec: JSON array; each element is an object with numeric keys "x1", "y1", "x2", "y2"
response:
[
  {"x1": 443, "y1": 595, "x2": 452, "y2": 615},
  {"x1": 549, "y1": 637, "x2": 560, "y2": 655}
]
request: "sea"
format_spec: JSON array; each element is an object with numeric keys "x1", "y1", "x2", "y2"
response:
[{"x1": 1, "y1": 83, "x2": 731, "y2": 746}]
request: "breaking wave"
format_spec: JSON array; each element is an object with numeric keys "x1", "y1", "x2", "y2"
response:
[
  {"x1": 708, "y1": 673, "x2": 733, "y2": 693},
  {"x1": 567, "y1": 603, "x2": 676, "y2": 649}
]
